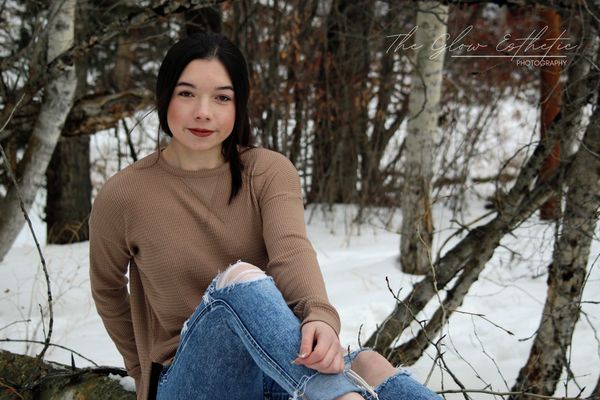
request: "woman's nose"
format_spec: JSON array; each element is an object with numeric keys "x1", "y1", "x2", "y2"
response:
[{"x1": 194, "y1": 99, "x2": 212, "y2": 120}]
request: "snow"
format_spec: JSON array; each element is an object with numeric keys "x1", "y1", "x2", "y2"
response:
[
  {"x1": 1, "y1": 192, "x2": 598, "y2": 399},
  {"x1": 109, "y1": 373, "x2": 136, "y2": 393}
]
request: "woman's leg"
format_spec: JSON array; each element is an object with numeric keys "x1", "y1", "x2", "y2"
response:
[
  {"x1": 350, "y1": 351, "x2": 398, "y2": 387},
  {"x1": 156, "y1": 290, "x2": 265, "y2": 399},
  {"x1": 349, "y1": 350, "x2": 442, "y2": 399},
  {"x1": 215, "y1": 263, "x2": 440, "y2": 399},
  {"x1": 160, "y1": 262, "x2": 371, "y2": 400}
]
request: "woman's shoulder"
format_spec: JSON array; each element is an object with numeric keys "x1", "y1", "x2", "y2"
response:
[
  {"x1": 94, "y1": 152, "x2": 160, "y2": 205},
  {"x1": 239, "y1": 146, "x2": 297, "y2": 177}
]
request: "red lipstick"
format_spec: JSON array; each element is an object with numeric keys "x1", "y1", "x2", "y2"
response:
[{"x1": 189, "y1": 128, "x2": 214, "y2": 138}]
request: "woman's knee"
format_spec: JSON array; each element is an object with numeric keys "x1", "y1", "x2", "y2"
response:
[
  {"x1": 215, "y1": 261, "x2": 267, "y2": 289},
  {"x1": 350, "y1": 350, "x2": 397, "y2": 388}
]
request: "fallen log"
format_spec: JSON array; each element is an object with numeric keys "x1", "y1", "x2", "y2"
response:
[{"x1": 0, "y1": 349, "x2": 135, "y2": 399}]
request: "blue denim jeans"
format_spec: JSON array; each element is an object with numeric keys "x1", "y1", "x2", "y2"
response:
[{"x1": 156, "y1": 274, "x2": 441, "y2": 399}]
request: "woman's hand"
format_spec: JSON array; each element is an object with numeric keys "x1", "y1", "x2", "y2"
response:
[{"x1": 293, "y1": 320, "x2": 345, "y2": 374}]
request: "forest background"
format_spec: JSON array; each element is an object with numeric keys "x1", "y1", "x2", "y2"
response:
[{"x1": 0, "y1": 0, "x2": 599, "y2": 399}]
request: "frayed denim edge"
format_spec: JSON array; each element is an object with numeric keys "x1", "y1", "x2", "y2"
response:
[
  {"x1": 373, "y1": 367, "x2": 411, "y2": 394},
  {"x1": 290, "y1": 372, "x2": 319, "y2": 400},
  {"x1": 290, "y1": 370, "x2": 372, "y2": 400}
]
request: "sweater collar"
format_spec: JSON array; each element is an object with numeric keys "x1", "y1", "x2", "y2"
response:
[{"x1": 156, "y1": 149, "x2": 230, "y2": 178}]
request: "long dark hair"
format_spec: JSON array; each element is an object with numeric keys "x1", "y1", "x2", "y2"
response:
[{"x1": 156, "y1": 33, "x2": 253, "y2": 203}]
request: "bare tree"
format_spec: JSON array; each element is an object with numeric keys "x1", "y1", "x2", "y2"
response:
[
  {"x1": 0, "y1": 0, "x2": 78, "y2": 261},
  {"x1": 538, "y1": 8, "x2": 562, "y2": 220},
  {"x1": 400, "y1": 1, "x2": 448, "y2": 275},
  {"x1": 45, "y1": 1, "x2": 94, "y2": 245}
]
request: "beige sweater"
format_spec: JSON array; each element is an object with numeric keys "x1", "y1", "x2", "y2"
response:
[{"x1": 89, "y1": 147, "x2": 340, "y2": 400}]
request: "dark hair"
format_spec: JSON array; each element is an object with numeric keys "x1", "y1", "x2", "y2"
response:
[{"x1": 156, "y1": 33, "x2": 253, "y2": 203}]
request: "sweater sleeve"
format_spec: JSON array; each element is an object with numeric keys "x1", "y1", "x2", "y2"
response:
[
  {"x1": 89, "y1": 180, "x2": 141, "y2": 381},
  {"x1": 258, "y1": 153, "x2": 341, "y2": 335}
]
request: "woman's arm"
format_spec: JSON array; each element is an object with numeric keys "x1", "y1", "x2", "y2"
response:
[
  {"x1": 89, "y1": 183, "x2": 141, "y2": 382},
  {"x1": 258, "y1": 152, "x2": 340, "y2": 334},
  {"x1": 257, "y1": 151, "x2": 345, "y2": 374}
]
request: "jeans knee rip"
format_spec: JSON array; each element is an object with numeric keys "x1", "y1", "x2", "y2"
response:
[
  {"x1": 290, "y1": 370, "x2": 377, "y2": 400},
  {"x1": 345, "y1": 347, "x2": 373, "y2": 364},
  {"x1": 201, "y1": 261, "x2": 270, "y2": 309},
  {"x1": 373, "y1": 368, "x2": 410, "y2": 394}
]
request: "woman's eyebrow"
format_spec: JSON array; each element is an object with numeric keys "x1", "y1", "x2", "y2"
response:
[{"x1": 175, "y1": 81, "x2": 234, "y2": 91}]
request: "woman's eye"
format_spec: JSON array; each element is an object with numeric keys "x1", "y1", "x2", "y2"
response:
[
  {"x1": 216, "y1": 95, "x2": 231, "y2": 102},
  {"x1": 177, "y1": 91, "x2": 193, "y2": 97}
]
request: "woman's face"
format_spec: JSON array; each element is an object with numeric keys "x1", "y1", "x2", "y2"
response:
[{"x1": 167, "y1": 58, "x2": 236, "y2": 162}]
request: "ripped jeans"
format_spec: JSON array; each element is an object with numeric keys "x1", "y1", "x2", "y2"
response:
[{"x1": 156, "y1": 266, "x2": 441, "y2": 400}]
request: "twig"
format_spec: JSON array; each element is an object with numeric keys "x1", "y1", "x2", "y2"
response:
[
  {"x1": 436, "y1": 388, "x2": 585, "y2": 399},
  {"x1": 0, "y1": 141, "x2": 54, "y2": 359},
  {"x1": 38, "y1": 304, "x2": 47, "y2": 341},
  {"x1": 438, "y1": 349, "x2": 472, "y2": 400},
  {"x1": 0, "y1": 93, "x2": 26, "y2": 134},
  {"x1": 454, "y1": 309, "x2": 514, "y2": 336},
  {"x1": 423, "y1": 336, "x2": 445, "y2": 386},
  {"x1": 470, "y1": 316, "x2": 510, "y2": 390},
  {"x1": 0, "y1": 319, "x2": 31, "y2": 332},
  {"x1": 0, "y1": 338, "x2": 98, "y2": 366},
  {"x1": 436, "y1": 210, "x2": 495, "y2": 261},
  {"x1": 357, "y1": 323, "x2": 363, "y2": 349},
  {"x1": 445, "y1": 331, "x2": 492, "y2": 389},
  {"x1": 0, "y1": 142, "x2": 54, "y2": 360},
  {"x1": 0, "y1": 82, "x2": 55, "y2": 360}
]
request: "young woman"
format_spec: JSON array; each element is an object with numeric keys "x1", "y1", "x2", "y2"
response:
[{"x1": 89, "y1": 32, "x2": 440, "y2": 400}]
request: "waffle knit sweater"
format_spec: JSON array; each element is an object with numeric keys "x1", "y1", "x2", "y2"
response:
[{"x1": 89, "y1": 147, "x2": 340, "y2": 400}]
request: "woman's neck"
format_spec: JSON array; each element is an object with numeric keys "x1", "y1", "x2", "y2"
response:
[{"x1": 161, "y1": 144, "x2": 226, "y2": 171}]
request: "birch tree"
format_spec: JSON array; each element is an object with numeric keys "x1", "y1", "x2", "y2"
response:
[
  {"x1": 0, "y1": 0, "x2": 77, "y2": 262},
  {"x1": 400, "y1": 1, "x2": 448, "y2": 274}
]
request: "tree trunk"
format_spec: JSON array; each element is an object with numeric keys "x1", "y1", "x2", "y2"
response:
[
  {"x1": 399, "y1": 1, "x2": 448, "y2": 275},
  {"x1": 0, "y1": 350, "x2": 135, "y2": 399},
  {"x1": 358, "y1": 3, "x2": 408, "y2": 207},
  {"x1": 591, "y1": 373, "x2": 600, "y2": 400},
  {"x1": 46, "y1": 3, "x2": 91, "y2": 245},
  {"x1": 538, "y1": 9, "x2": 562, "y2": 220},
  {"x1": 308, "y1": 0, "x2": 372, "y2": 204},
  {"x1": 511, "y1": 37, "x2": 600, "y2": 400},
  {"x1": 0, "y1": 0, "x2": 77, "y2": 262},
  {"x1": 45, "y1": 135, "x2": 91, "y2": 244}
]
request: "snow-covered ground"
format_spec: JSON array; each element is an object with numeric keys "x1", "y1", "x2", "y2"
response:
[
  {"x1": 1, "y1": 189, "x2": 598, "y2": 398},
  {"x1": 1, "y1": 98, "x2": 599, "y2": 398}
]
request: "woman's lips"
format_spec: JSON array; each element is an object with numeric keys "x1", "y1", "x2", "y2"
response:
[{"x1": 189, "y1": 128, "x2": 214, "y2": 138}]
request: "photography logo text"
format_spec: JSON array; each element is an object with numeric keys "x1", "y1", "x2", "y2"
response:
[{"x1": 387, "y1": 25, "x2": 576, "y2": 67}]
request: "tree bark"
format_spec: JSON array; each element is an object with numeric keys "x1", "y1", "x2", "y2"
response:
[
  {"x1": 46, "y1": 3, "x2": 92, "y2": 245},
  {"x1": 538, "y1": 9, "x2": 562, "y2": 220},
  {"x1": 591, "y1": 373, "x2": 600, "y2": 400},
  {"x1": 0, "y1": 0, "x2": 77, "y2": 262},
  {"x1": 0, "y1": 350, "x2": 135, "y2": 399},
  {"x1": 45, "y1": 135, "x2": 92, "y2": 244},
  {"x1": 399, "y1": 1, "x2": 448, "y2": 275}
]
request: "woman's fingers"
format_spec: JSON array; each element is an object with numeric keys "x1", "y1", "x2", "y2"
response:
[{"x1": 295, "y1": 321, "x2": 344, "y2": 373}]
